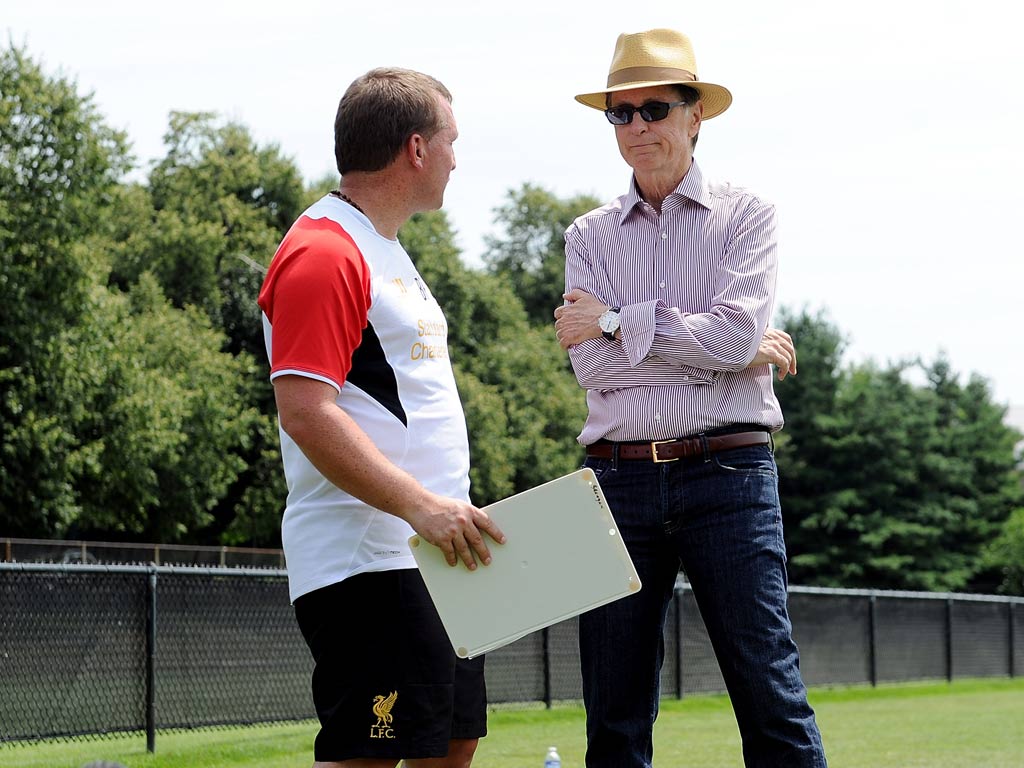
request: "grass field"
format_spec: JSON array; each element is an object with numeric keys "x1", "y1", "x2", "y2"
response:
[{"x1": 4, "y1": 678, "x2": 1022, "y2": 767}]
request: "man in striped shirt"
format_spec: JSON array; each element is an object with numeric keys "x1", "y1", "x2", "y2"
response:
[{"x1": 554, "y1": 29, "x2": 827, "y2": 768}]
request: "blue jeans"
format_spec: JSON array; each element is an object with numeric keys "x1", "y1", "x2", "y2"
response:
[{"x1": 579, "y1": 443, "x2": 827, "y2": 768}]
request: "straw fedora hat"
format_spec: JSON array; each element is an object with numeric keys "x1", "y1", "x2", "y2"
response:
[{"x1": 576, "y1": 28, "x2": 732, "y2": 119}]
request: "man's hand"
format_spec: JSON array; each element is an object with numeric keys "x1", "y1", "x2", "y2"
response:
[
  {"x1": 554, "y1": 289, "x2": 611, "y2": 349},
  {"x1": 749, "y1": 327, "x2": 798, "y2": 380},
  {"x1": 406, "y1": 495, "x2": 506, "y2": 570}
]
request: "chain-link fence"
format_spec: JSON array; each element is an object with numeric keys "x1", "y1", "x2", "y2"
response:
[
  {"x1": 2, "y1": 563, "x2": 1020, "y2": 751},
  {"x1": 2, "y1": 537, "x2": 286, "y2": 568}
]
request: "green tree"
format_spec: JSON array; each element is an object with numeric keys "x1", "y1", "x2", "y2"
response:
[
  {"x1": 774, "y1": 308, "x2": 848, "y2": 576},
  {"x1": 62, "y1": 275, "x2": 258, "y2": 541},
  {"x1": 483, "y1": 183, "x2": 600, "y2": 325},
  {"x1": 775, "y1": 310, "x2": 1023, "y2": 591},
  {"x1": 1, "y1": 45, "x2": 130, "y2": 533},
  {"x1": 402, "y1": 211, "x2": 587, "y2": 505},
  {"x1": 783, "y1": 362, "x2": 957, "y2": 589},
  {"x1": 105, "y1": 111, "x2": 306, "y2": 545},
  {"x1": 924, "y1": 360, "x2": 1024, "y2": 592},
  {"x1": 110, "y1": 111, "x2": 305, "y2": 360},
  {"x1": 982, "y1": 507, "x2": 1024, "y2": 595},
  {"x1": 1, "y1": 48, "x2": 278, "y2": 544}
]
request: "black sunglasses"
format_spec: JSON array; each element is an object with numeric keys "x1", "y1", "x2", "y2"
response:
[{"x1": 604, "y1": 100, "x2": 689, "y2": 125}]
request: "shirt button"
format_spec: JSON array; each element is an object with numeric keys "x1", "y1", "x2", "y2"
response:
[
  {"x1": 654, "y1": 413, "x2": 661, "y2": 421},
  {"x1": 661, "y1": 232, "x2": 667, "y2": 240},
  {"x1": 683, "y1": 375, "x2": 690, "y2": 381},
  {"x1": 659, "y1": 281, "x2": 666, "y2": 288}
]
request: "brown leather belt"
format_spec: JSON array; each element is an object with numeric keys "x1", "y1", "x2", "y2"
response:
[{"x1": 586, "y1": 431, "x2": 770, "y2": 463}]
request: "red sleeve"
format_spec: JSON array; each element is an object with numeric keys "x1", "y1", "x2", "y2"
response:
[{"x1": 257, "y1": 216, "x2": 371, "y2": 390}]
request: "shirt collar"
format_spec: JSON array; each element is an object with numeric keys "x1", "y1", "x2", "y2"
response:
[{"x1": 620, "y1": 159, "x2": 712, "y2": 224}]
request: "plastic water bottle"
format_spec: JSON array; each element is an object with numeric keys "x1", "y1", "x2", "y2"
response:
[{"x1": 544, "y1": 745, "x2": 562, "y2": 768}]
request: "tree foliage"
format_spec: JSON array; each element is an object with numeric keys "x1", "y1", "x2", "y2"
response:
[
  {"x1": 483, "y1": 183, "x2": 600, "y2": 325},
  {"x1": 104, "y1": 111, "x2": 306, "y2": 545},
  {"x1": 110, "y1": 111, "x2": 305, "y2": 359},
  {"x1": 776, "y1": 309, "x2": 1023, "y2": 592},
  {"x1": 0, "y1": 47, "x2": 269, "y2": 542},
  {"x1": 1, "y1": 45, "x2": 130, "y2": 531},
  {"x1": 3, "y1": 44, "x2": 1021, "y2": 594},
  {"x1": 983, "y1": 507, "x2": 1024, "y2": 595},
  {"x1": 60, "y1": 275, "x2": 257, "y2": 540},
  {"x1": 402, "y1": 211, "x2": 587, "y2": 505}
]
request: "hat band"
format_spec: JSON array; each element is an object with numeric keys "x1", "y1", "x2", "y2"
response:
[{"x1": 607, "y1": 66, "x2": 697, "y2": 88}]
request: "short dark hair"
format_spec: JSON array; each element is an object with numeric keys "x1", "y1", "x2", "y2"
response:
[
  {"x1": 334, "y1": 67, "x2": 452, "y2": 175},
  {"x1": 671, "y1": 84, "x2": 700, "y2": 105}
]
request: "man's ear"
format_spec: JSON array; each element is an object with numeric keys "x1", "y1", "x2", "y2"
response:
[
  {"x1": 689, "y1": 100, "x2": 704, "y2": 139},
  {"x1": 406, "y1": 134, "x2": 426, "y2": 167}
]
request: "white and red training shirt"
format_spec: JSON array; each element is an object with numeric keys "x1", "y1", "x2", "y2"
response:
[{"x1": 258, "y1": 195, "x2": 470, "y2": 603}]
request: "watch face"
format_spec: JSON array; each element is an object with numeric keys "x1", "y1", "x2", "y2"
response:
[{"x1": 598, "y1": 310, "x2": 620, "y2": 333}]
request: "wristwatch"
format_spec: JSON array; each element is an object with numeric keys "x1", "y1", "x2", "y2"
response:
[{"x1": 598, "y1": 306, "x2": 621, "y2": 341}]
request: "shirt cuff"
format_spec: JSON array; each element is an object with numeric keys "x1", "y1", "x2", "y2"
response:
[{"x1": 619, "y1": 300, "x2": 659, "y2": 367}]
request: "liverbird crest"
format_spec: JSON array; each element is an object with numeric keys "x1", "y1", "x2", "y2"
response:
[{"x1": 372, "y1": 690, "x2": 398, "y2": 727}]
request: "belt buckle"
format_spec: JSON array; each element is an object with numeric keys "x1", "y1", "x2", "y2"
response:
[{"x1": 650, "y1": 439, "x2": 679, "y2": 463}]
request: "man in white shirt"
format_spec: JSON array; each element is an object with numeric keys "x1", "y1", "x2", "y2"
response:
[{"x1": 259, "y1": 67, "x2": 505, "y2": 768}]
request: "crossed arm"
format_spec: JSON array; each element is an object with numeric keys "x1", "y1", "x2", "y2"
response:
[
  {"x1": 555, "y1": 199, "x2": 797, "y2": 388},
  {"x1": 554, "y1": 288, "x2": 797, "y2": 382}
]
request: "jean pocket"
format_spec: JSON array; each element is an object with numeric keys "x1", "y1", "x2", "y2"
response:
[
  {"x1": 582, "y1": 457, "x2": 614, "y2": 483},
  {"x1": 712, "y1": 446, "x2": 777, "y2": 477}
]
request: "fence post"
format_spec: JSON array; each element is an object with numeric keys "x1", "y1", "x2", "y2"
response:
[
  {"x1": 1009, "y1": 602, "x2": 1016, "y2": 679},
  {"x1": 542, "y1": 627, "x2": 552, "y2": 709},
  {"x1": 146, "y1": 567, "x2": 158, "y2": 752},
  {"x1": 945, "y1": 598, "x2": 954, "y2": 683},
  {"x1": 868, "y1": 592, "x2": 878, "y2": 687},
  {"x1": 675, "y1": 587, "x2": 684, "y2": 699}
]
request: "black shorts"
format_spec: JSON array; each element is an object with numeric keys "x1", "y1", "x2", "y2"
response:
[{"x1": 294, "y1": 569, "x2": 487, "y2": 762}]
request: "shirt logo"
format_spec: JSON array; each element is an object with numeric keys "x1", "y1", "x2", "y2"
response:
[
  {"x1": 370, "y1": 690, "x2": 397, "y2": 739},
  {"x1": 414, "y1": 277, "x2": 431, "y2": 301}
]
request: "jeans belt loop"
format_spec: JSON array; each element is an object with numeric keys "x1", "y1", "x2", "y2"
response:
[
  {"x1": 611, "y1": 441, "x2": 620, "y2": 471},
  {"x1": 700, "y1": 433, "x2": 711, "y2": 463}
]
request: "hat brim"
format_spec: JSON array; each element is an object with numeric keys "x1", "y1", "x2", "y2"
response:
[{"x1": 575, "y1": 80, "x2": 733, "y2": 120}]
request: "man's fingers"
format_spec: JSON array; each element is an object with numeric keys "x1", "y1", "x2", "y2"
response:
[
  {"x1": 440, "y1": 540, "x2": 458, "y2": 567},
  {"x1": 773, "y1": 329, "x2": 796, "y2": 373},
  {"x1": 453, "y1": 535, "x2": 478, "y2": 570},
  {"x1": 461, "y1": 513, "x2": 507, "y2": 568},
  {"x1": 752, "y1": 328, "x2": 797, "y2": 378},
  {"x1": 555, "y1": 324, "x2": 577, "y2": 350},
  {"x1": 463, "y1": 527, "x2": 492, "y2": 567},
  {"x1": 475, "y1": 512, "x2": 507, "y2": 546}
]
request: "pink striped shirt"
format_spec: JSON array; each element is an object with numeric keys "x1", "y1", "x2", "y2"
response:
[{"x1": 563, "y1": 160, "x2": 784, "y2": 445}]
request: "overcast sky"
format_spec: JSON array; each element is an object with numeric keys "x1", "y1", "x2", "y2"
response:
[{"x1": 6, "y1": 0, "x2": 1023, "y2": 411}]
